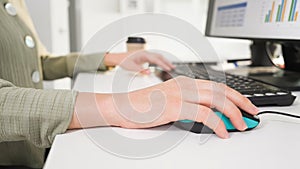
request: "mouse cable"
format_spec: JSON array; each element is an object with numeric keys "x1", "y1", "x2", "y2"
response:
[{"x1": 257, "y1": 111, "x2": 300, "y2": 119}]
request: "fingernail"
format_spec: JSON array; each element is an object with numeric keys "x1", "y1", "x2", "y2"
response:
[
  {"x1": 141, "y1": 69, "x2": 150, "y2": 75},
  {"x1": 252, "y1": 106, "x2": 260, "y2": 114},
  {"x1": 241, "y1": 123, "x2": 248, "y2": 131},
  {"x1": 224, "y1": 132, "x2": 230, "y2": 139}
]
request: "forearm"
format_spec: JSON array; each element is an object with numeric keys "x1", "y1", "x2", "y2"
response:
[
  {"x1": 69, "y1": 92, "x2": 122, "y2": 129},
  {"x1": 41, "y1": 53, "x2": 107, "y2": 80}
]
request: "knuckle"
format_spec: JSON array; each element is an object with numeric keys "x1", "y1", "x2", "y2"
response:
[
  {"x1": 157, "y1": 55, "x2": 163, "y2": 59},
  {"x1": 216, "y1": 83, "x2": 228, "y2": 91},
  {"x1": 227, "y1": 106, "x2": 241, "y2": 119},
  {"x1": 198, "y1": 106, "x2": 213, "y2": 121},
  {"x1": 220, "y1": 83, "x2": 229, "y2": 89}
]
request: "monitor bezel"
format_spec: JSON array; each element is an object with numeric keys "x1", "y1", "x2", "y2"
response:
[{"x1": 205, "y1": 0, "x2": 300, "y2": 42}]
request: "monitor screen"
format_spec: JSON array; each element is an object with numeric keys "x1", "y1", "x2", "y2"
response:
[{"x1": 206, "y1": 0, "x2": 300, "y2": 40}]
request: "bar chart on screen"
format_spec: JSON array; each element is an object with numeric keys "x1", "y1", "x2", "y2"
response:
[{"x1": 264, "y1": 0, "x2": 299, "y2": 23}]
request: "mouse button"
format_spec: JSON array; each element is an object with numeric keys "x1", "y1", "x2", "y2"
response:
[
  {"x1": 241, "y1": 110, "x2": 260, "y2": 121},
  {"x1": 215, "y1": 111, "x2": 235, "y2": 130},
  {"x1": 243, "y1": 117, "x2": 260, "y2": 129}
]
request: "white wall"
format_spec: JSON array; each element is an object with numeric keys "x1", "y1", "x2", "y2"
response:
[
  {"x1": 26, "y1": 0, "x2": 252, "y2": 64},
  {"x1": 25, "y1": 0, "x2": 70, "y2": 54},
  {"x1": 76, "y1": 0, "x2": 252, "y2": 62},
  {"x1": 25, "y1": 0, "x2": 71, "y2": 89},
  {"x1": 25, "y1": 0, "x2": 52, "y2": 51},
  {"x1": 25, "y1": 0, "x2": 253, "y2": 89}
]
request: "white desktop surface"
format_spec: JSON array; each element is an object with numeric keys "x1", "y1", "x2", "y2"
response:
[{"x1": 44, "y1": 69, "x2": 300, "y2": 169}]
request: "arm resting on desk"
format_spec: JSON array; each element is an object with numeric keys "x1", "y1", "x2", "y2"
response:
[
  {"x1": 0, "y1": 79, "x2": 77, "y2": 148},
  {"x1": 69, "y1": 76, "x2": 259, "y2": 139}
]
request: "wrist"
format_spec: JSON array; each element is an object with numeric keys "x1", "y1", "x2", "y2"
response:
[
  {"x1": 69, "y1": 92, "x2": 120, "y2": 129},
  {"x1": 95, "y1": 93, "x2": 124, "y2": 127},
  {"x1": 104, "y1": 52, "x2": 128, "y2": 67}
]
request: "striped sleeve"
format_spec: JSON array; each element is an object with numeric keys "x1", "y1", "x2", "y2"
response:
[{"x1": 0, "y1": 79, "x2": 78, "y2": 148}]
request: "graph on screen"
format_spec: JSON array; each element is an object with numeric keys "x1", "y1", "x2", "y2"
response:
[
  {"x1": 264, "y1": 0, "x2": 299, "y2": 23},
  {"x1": 215, "y1": 2, "x2": 247, "y2": 27},
  {"x1": 210, "y1": 0, "x2": 300, "y2": 40}
]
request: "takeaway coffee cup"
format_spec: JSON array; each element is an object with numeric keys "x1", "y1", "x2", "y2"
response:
[{"x1": 126, "y1": 37, "x2": 146, "y2": 52}]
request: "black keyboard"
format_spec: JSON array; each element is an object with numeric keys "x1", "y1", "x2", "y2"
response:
[{"x1": 156, "y1": 63, "x2": 296, "y2": 106}]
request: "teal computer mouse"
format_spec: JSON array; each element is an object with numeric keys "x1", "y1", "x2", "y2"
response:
[{"x1": 174, "y1": 110, "x2": 260, "y2": 133}]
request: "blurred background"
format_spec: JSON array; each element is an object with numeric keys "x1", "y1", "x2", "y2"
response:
[{"x1": 25, "y1": 0, "x2": 252, "y2": 89}]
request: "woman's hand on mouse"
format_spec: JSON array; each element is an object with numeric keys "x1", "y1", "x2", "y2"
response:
[{"x1": 70, "y1": 76, "x2": 259, "y2": 139}]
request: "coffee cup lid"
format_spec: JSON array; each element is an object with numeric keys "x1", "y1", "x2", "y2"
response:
[{"x1": 126, "y1": 37, "x2": 146, "y2": 44}]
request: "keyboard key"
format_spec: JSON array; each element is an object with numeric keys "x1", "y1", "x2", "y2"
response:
[
  {"x1": 159, "y1": 63, "x2": 296, "y2": 106},
  {"x1": 276, "y1": 92, "x2": 288, "y2": 95},
  {"x1": 265, "y1": 93, "x2": 276, "y2": 96},
  {"x1": 254, "y1": 94, "x2": 264, "y2": 97}
]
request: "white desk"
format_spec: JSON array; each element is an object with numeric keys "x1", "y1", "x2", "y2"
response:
[{"x1": 44, "y1": 69, "x2": 300, "y2": 169}]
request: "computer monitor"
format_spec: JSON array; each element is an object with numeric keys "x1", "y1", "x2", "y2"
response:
[
  {"x1": 206, "y1": 0, "x2": 300, "y2": 40},
  {"x1": 205, "y1": 0, "x2": 300, "y2": 91}
]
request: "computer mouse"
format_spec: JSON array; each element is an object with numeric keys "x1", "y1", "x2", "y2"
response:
[{"x1": 174, "y1": 110, "x2": 260, "y2": 134}]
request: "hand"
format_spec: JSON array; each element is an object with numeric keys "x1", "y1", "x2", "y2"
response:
[
  {"x1": 71, "y1": 76, "x2": 259, "y2": 139},
  {"x1": 104, "y1": 51, "x2": 175, "y2": 74}
]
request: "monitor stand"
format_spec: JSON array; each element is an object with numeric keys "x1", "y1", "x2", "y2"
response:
[{"x1": 229, "y1": 41, "x2": 300, "y2": 91}]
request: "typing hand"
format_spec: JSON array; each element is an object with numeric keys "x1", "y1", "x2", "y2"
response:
[{"x1": 104, "y1": 51, "x2": 175, "y2": 74}]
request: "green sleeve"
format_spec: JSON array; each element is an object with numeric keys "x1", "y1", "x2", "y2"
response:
[
  {"x1": 41, "y1": 52, "x2": 107, "y2": 80},
  {"x1": 0, "y1": 79, "x2": 78, "y2": 148}
]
